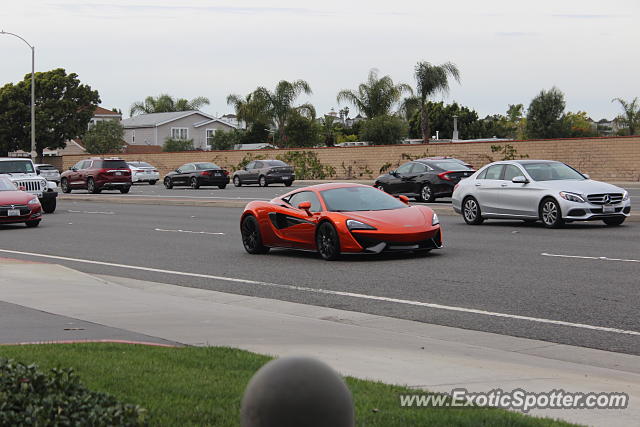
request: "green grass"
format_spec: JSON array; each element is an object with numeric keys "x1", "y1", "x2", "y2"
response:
[{"x1": 0, "y1": 344, "x2": 576, "y2": 426}]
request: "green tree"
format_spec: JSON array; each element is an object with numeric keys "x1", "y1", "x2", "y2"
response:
[
  {"x1": 359, "y1": 115, "x2": 407, "y2": 145},
  {"x1": 129, "y1": 94, "x2": 210, "y2": 116},
  {"x1": 226, "y1": 92, "x2": 271, "y2": 128},
  {"x1": 408, "y1": 102, "x2": 479, "y2": 139},
  {"x1": 320, "y1": 115, "x2": 338, "y2": 147},
  {"x1": 337, "y1": 69, "x2": 412, "y2": 119},
  {"x1": 414, "y1": 61, "x2": 461, "y2": 142},
  {"x1": 253, "y1": 80, "x2": 315, "y2": 146},
  {"x1": 283, "y1": 111, "x2": 321, "y2": 148},
  {"x1": 563, "y1": 111, "x2": 596, "y2": 138},
  {"x1": 84, "y1": 120, "x2": 125, "y2": 154},
  {"x1": 0, "y1": 68, "x2": 100, "y2": 159},
  {"x1": 611, "y1": 97, "x2": 639, "y2": 135},
  {"x1": 526, "y1": 87, "x2": 567, "y2": 139},
  {"x1": 240, "y1": 121, "x2": 271, "y2": 145},
  {"x1": 505, "y1": 104, "x2": 526, "y2": 139}
]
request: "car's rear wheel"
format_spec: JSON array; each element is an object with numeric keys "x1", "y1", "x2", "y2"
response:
[
  {"x1": 120, "y1": 186, "x2": 131, "y2": 194},
  {"x1": 233, "y1": 176, "x2": 242, "y2": 187},
  {"x1": 284, "y1": 180, "x2": 292, "y2": 187},
  {"x1": 316, "y1": 222, "x2": 340, "y2": 261},
  {"x1": 241, "y1": 215, "x2": 270, "y2": 254},
  {"x1": 540, "y1": 198, "x2": 564, "y2": 228},
  {"x1": 462, "y1": 197, "x2": 484, "y2": 225},
  {"x1": 603, "y1": 217, "x2": 625, "y2": 226},
  {"x1": 87, "y1": 178, "x2": 100, "y2": 194},
  {"x1": 419, "y1": 183, "x2": 436, "y2": 203},
  {"x1": 60, "y1": 178, "x2": 71, "y2": 193},
  {"x1": 218, "y1": 184, "x2": 227, "y2": 189},
  {"x1": 190, "y1": 177, "x2": 200, "y2": 189},
  {"x1": 41, "y1": 198, "x2": 56, "y2": 214},
  {"x1": 259, "y1": 176, "x2": 268, "y2": 187},
  {"x1": 25, "y1": 220, "x2": 40, "y2": 228},
  {"x1": 149, "y1": 180, "x2": 157, "y2": 185},
  {"x1": 164, "y1": 177, "x2": 173, "y2": 189}
]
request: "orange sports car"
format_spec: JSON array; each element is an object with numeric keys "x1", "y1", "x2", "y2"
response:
[{"x1": 240, "y1": 183, "x2": 442, "y2": 260}]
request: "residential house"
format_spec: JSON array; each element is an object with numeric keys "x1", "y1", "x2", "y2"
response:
[{"x1": 121, "y1": 111, "x2": 237, "y2": 150}]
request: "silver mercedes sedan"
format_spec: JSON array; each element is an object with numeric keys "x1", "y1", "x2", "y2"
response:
[{"x1": 452, "y1": 160, "x2": 631, "y2": 228}]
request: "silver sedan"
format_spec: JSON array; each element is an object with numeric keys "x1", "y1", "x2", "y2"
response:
[{"x1": 452, "y1": 160, "x2": 631, "y2": 228}]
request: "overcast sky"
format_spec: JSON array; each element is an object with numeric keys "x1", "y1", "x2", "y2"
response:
[{"x1": 1, "y1": 0, "x2": 638, "y2": 121}]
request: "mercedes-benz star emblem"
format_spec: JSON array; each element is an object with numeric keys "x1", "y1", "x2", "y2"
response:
[{"x1": 602, "y1": 194, "x2": 611, "y2": 204}]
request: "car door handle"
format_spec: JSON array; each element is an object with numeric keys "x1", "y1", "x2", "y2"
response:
[
  {"x1": 501, "y1": 183, "x2": 508, "y2": 187},
  {"x1": 475, "y1": 182, "x2": 481, "y2": 186}
]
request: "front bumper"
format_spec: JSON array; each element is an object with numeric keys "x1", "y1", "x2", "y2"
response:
[
  {"x1": 344, "y1": 227, "x2": 443, "y2": 254},
  {"x1": 559, "y1": 199, "x2": 631, "y2": 221},
  {"x1": 0, "y1": 209, "x2": 42, "y2": 224}
]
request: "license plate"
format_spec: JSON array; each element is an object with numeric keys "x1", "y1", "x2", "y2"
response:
[
  {"x1": 115, "y1": 172, "x2": 122, "y2": 176},
  {"x1": 282, "y1": 176, "x2": 290, "y2": 180},
  {"x1": 8, "y1": 209, "x2": 20, "y2": 216},
  {"x1": 603, "y1": 205, "x2": 615, "y2": 213}
]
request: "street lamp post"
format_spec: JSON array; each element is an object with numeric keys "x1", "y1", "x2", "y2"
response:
[{"x1": 1, "y1": 30, "x2": 36, "y2": 160}]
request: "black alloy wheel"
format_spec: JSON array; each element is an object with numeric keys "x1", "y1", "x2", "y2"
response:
[
  {"x1": 233, "y1": 176, "x2": 242, "y2": 187},
  {"x1": 462, "y1": 197, "x2": 484, "y2": 225},
  {"x1": 164, "y1": 177, "x2": 173, "y2": 189},
  {"x1": 419, "y1": 183, "x2": 436, "y2": 203},
  {"x1": 603, "y1": 217, "x2": 625, "y2": 226},
  {"x1": 540, "y1": 198, "x2": 564, "y2": 228},
  {"x1": 241, "y1": 215, "x2": 269, "y2": 254},
  {"x1": 316, "y1": 222, "x2": 340, "y2": 261},
  {"x1": 60, "y1": 178, "x2": 71, "y2": 193},
  {"x1": 190, "y1": 177, "x2": 200, "y2": 189}
]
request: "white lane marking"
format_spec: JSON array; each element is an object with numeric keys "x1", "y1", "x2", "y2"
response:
[
  {"x1": 0, "y1": 249, "x2": 638, "y2": 337},
  {"x1": 68, "y1": 210, "x2": 115, "y2": 215},
  {"x1": 542, "y1": 253, "x2": 640, "y2": 263},
  {"x1": 154, "y1": 228, "x2": 225, "y2": 235}
]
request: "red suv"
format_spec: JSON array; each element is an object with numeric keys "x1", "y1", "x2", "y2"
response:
[{"x1": 60, "y1": 158, "x2": 132, "y2": 194}]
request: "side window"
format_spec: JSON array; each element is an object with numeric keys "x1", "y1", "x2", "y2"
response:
[
  {"x1": 73, "y1": 161, "x2": 84, "y2": 170},
  {"x1": 503, "y1": 165, "x2": 524, "y2": 181},
  {"x1": 476, "y1": 168, "x2": 488, "y2": 180},
  {"x1": 287, "y1": 191, "x2": 322, "y2": 212},
  {"x1": 412, "y1": 163, "x2": 428, "y2": 173},
  {"x1": 484, "y1": 165, "x2": 504, "y2": 180},
  {"x1": 82, "y1": 160, "x2": 93, "y2": 169},
  {"x1": 396, "y1": 162, "x2": 414, "y2": 174},
  {"x1": 185, "y1": 164, "x2": 196, "y2": 172},
  {"x1": 254, "y1": 161, "x2": 263, "y2": 169},
  {"x1": 245, "y1": 161, "x2": 255, "y2": 170}
]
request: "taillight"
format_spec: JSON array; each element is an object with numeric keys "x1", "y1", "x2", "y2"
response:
[
  {"x1": 200, "y1": 171, "x2": 212, "y2": 176},
  {"x1": 438, "y1": 171, "x2": 454, "y2": 181}
]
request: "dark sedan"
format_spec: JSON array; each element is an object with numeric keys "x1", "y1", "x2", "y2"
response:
[
  {"x1": 374, "y1": 159, "x2": 475, "y2": 202},
  {"x1": 163, "y1": 162, "x2": 229, "y2": 189},
  {"x1": 232, "y1": 159, "x2": 295, "y2": 187}
]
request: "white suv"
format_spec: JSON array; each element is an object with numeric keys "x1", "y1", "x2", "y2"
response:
[{"x1": 0, "y1": 158, "x2": 58, "y2": 213}]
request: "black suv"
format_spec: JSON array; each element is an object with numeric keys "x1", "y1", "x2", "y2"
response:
[
  {"x1": 375, "y1": 158, "x2": 475, "y2": 202},
  {"x1": 232, "y1": 159, "x2": 295, "y2": 187}
]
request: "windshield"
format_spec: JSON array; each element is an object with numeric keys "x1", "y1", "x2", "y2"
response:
[
  {"x1": 523, "y1": 163, "x2": 586, "y2": 181},
  {"x1": 430, "y1": 161, "x2": 472, "y2": 171},
  {"x1": 195, "y1": 162, "x2": 220, "y2": 170},
  {"x1": 97, "y1": 160, "x2": 128, "y2": 169},
  {"x1": 0, "y1": 160, "x2": 35, "y2": 174},
  {"x1": 36, "y1": 164, "x2": 56, "y2": 170},
  {"x1": 321, "y1": 186, "x2": 407, "y2": 212},
  {"x1": 0, "y1": 177, "x2": 17, "y2": 191}
]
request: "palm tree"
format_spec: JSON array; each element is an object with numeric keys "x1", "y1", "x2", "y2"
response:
[
  {"x1": 253, "y1": 80, "x2": 315, "y2": 145},
  {"x1": 611, "y1": 97, "x2": 639, "y2": 135},
  {"x1": 226, "y1": 92, "x2": 271, "y2": 128},
  {"x1": 398, "y1": 96, "x2": 422, "y2": 122},
  {"x1": 336, "y1": 69, "x2": 412, "y2": 119},
  {"x1": 129, "y1": 94, "x2": 210, "y2": 116},
  {"x1": 414, "y1": 61, "x2": 461, "y2": 142}
]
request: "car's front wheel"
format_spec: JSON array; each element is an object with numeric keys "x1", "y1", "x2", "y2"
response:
[
  {"x1": 419, "y1": 183, "x2": 436, "y2": 203},
  {"x1": 87, "y1": 178, "x2": 100, "y2": 194},
  {"x1": 233, "y1": 176, "x2": 242, "y2": 187},
  {"x1": 241, "y1": 215, "x2": 270, "y2": 254},
  {"x1": 41, "y1": 198, "x2": 56, "y2": 213},
  {"x1": 60, "y1": 178, "x2": 71, "y2": 193},
  {"x1": 164, "y1": 177, "x2": 173, "y2": 189},
  {"x1": 259, "y1": 176, "x2": 268, "y2": 187},
  {"x1": 462, "y1": 197, "x2": 484, "y2": 225},
  {"x1": 540, "y1": 198, "x2": 564, "y2": 228},
  {"x1": 603, "y1": 217, "x2": 626, "y2": 226},
  {"x1": 316, "y1": 222, "x2": 340, "y2": 261}
]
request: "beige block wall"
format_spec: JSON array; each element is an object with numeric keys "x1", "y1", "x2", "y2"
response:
[{"x1": 61, "y1": 136, "x2": 640, "y2": 181}]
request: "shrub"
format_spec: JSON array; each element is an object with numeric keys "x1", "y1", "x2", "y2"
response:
[
  {"x1": 0, "y1": 357, "x2": 147, "y2": 426},
  {"x1": 276, "y1": 151, "x2": 335, "y2": 179},
  {"x1": 359, "y1": 115, "x2": 407, "y2": 145},
  {"x1": 163, "y1": 138, "x2": 194, "y2": 152},
  {"x1": 210, "y1": 130, "x2": 241, "y2": 150}
]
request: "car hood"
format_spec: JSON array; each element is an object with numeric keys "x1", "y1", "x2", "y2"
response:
[
  {"x1": 0, "y1": 191, "x2": 36, "y2": 204},
  {"x1": 0, "y1": 173, "x2": 40, "y2": 180},
  {"x1": 338, "y1": 206, "x2": 433, "y2": 228},
  {"x1": 536, "y1": 179, "x2": 626, "y2": 194}
]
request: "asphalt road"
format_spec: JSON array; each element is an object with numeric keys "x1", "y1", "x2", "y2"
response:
[
  {"x1": 0, "y1": 199, "x2": 638, "y2": 355},
  {"x1": 61, "y1": 180, "x2": 640, "y2": 210}
]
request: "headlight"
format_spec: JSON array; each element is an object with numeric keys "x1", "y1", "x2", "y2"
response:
[
  {"x1": 28, "y1": 197, "x2": 40, "y2": 205},
  {"x1": 559, "y1": 191, "x2": 585, "y2": 203},
  {"x1": 346, "y1": 219, "x2": 376, "y2": 230},
  {"x1": 432, "y1": 212, "x2": 440, "y2": 225},
  {"x1": 622, "y1": 190, "x2": 629, "y2": 201}
]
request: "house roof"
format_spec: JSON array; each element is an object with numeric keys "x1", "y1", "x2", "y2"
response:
[
  {"x1": 121, "y1": 111, "x2": 216, "y2": 128},
  {"x1": 193, "y1": 118, "x2": 238, "y2": 129},
  {"x1": 94, "y1": 106, "x2": 121, "y2": 116}
]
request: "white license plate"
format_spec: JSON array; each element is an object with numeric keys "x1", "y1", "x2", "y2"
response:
[
  {"x1": 7, "y1": 209, "x2": 20, "y2": 216},
  {"x1": 282, "y1": 176, "x2": 290, "y2": 180},
  {"x1": 603, "y1": 205, "x2": 615, "y2": 213},
  {"x1": 115, "y1": 172, "x2": 122, "y2": 176}
]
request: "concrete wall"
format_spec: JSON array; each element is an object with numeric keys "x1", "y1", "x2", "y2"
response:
[{"x1": 60, "y1": 136, "x2": 640, "y2": 181}]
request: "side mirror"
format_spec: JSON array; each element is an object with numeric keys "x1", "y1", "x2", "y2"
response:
[
  {"x1": 390, "y1": 170, "x2": 397, "y2": 176},
  {"x1": 297, "y1": 201, "x2": 312, "y2": 216},
  {"x1": 36, "y1": 169, "x2": 41, "y2": 175},
  {"x1": 512, "y1": 176, "x2": 529, "y2": 184},
  {"x1": 583, "y1": 173, "x2": 590, "y2": 179},
  {"x1": 398, "y1": 195, "x2": 410, "y2": 205},
  {"x1": 70, "y1": 167, "x2": 77, "y2": 171}
]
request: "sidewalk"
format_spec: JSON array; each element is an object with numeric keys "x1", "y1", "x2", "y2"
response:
[{"x1": 0, "y1": 258, "x2": 638, "y2": 426}]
